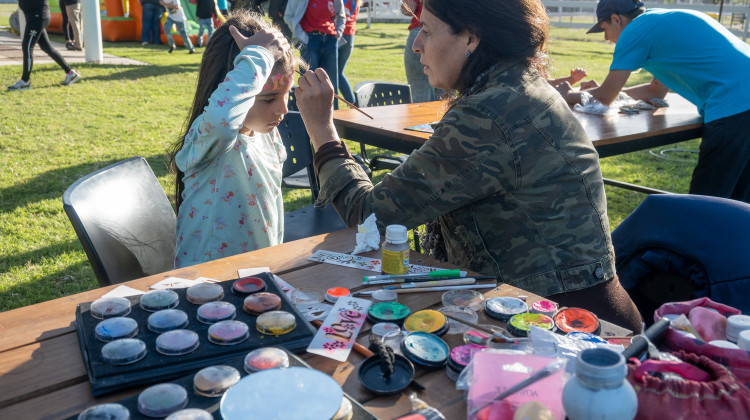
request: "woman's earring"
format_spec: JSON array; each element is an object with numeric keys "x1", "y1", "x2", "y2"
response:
[{"x1": 466, "y1": 50, "x2": 471, "y2": 58}]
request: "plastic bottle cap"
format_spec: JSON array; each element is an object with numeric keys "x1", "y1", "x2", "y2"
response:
[
  {"x1": 726, "y1": 314, "x2": 750, "y2": 342},
  {"x1": 385, "y1": 225, "x2": 408, "y2": 244}
]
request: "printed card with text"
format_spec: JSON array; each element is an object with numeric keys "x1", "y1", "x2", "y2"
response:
[
  {"x1": 306, "y1": 296, "x2": 372, "y2": 362},
  {"x1": 308, "y1": 250, "x2": 443, "y2": 273}
]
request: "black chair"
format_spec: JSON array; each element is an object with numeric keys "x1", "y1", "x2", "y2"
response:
[
  {"x1": 62, "y1": 157, "x2": 177, "y2": 286},
  {"x1": 279, "y1": 112, "x2": 348, "y2": 242},
  {"x1": 612, "y1": 194, "x2": 750, "y2": 323},
  {"x1": 353, "y1": 81, "x2": 412, "y2": 171}
]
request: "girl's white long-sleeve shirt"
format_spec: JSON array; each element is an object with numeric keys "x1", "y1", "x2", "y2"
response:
[{"x1": 174, "y1": 46, "x2": 286, "y2": 268}]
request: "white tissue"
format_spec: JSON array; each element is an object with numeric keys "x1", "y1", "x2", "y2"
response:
[
  {"x1": 352, "y1": 213, "x2": 381, "y2": 254},
  {"x1": 574, "y1": 91, "x2": 653, "y2": 115}
]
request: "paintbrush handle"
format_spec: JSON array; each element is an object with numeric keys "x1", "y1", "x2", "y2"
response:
[
  {"x1": 294, "y1": 70, "x2": 374, "y2": 119},
  {"x1": 388, "y1": 278, "x2": 476, "y2": 289},
  {"x1": 391, "y1": 283, "x2": 496, "y2": 294}
]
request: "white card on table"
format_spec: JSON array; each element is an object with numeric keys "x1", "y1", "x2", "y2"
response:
[
  {"x1": 103, "y1": 285, "x2": 146, "y2": 298},
  {"x1": 306, "y1": 296, "x2": 372, "y2": 362},
  {"x1": 308, "y1": 250, "x2": 444, "y2": 273},
  {"x1": 149, "y1": 277, "x2": 203, "y2": 290}
]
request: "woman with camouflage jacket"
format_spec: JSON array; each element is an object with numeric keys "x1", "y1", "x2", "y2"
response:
[{"x1": 295, "y1": 0, "x2": 643, "y2": 333}]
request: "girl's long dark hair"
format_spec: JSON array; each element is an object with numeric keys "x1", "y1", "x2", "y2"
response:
[
  {"x1": 167, "y1": 10, "x2": 297, "y2": 213},
  {"x1": 423, "y1": 0, "x2": 549, "y2": 97}
]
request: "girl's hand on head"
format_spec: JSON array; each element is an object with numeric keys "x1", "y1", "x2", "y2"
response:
[{"x1": 229, "y1": 26, "x2": 289, "y2": 62}]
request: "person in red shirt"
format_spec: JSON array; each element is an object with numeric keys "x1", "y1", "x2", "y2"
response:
[{"x1": 337, "y1": 0, "x2": 359, "y2": 103}]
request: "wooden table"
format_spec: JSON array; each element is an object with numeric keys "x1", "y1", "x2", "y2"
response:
[
  {"x1": 333, "y1": 92, "x2": 703, "y2": 159},
  {"x1": 0, "y1": 229, "x2": 630, "y2": 419}
]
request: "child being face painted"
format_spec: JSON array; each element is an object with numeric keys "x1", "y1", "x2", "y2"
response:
[{"x1": 241, "y1": 71, "x2": 295, "y2": 136}]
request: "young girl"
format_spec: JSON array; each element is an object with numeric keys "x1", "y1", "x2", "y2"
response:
[{"x1": 168, "y1": 11, "x2": 298, "y2": 268}]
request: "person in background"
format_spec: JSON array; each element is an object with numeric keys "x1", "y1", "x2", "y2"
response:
[
  {"x1": 337, "y1": 0, "x2": 359, "y2": 103},
  {"x1": 400, "y1": 0, "x2": 435, "y2": 102},
  {"x1": 284, "y1": 0, "x2": 345, "y2": 108},
  {"x1": 59, "y1": 0, "x2": 73, "y2": 50},
  {"x1": 141, "y1": 0, "x2": 164, "y2": 45},
  {"x1": 196, "y1": 0, "x2": 218, "y2": 47},
  {"x1": 167, "y1": 10, "x2": 298, "y2": 268},
  {"x1": 8, "y1": 0, "x2": 81, "y2": 90},
  {"x1": 268, "y1": 0, "x2": 292, "y2": 40},
  {"x1": 161, "y1": 0, "x2": 196, "y2": 53},
  {"x1": 295, "y1": 0, "x2": 643, "y2": 332},
  {"x1": 548, "y1": 68, "x2": 597, "y2": 90},
  {"x1": 557, "y1": 0, "x2": 750, "y2": 203},
  {"x1": 62, "y1": 0, "x2": 83, "y2": 51},
  {"x1": 216, "y1": 0, "x2": 228, "y2": 16}
]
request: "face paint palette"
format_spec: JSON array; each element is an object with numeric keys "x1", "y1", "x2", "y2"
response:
[
  {"x1": 507, "y1": 312, "x2": 555, "y2": 337},
  {"x1": 231, "y1": 276, "x2": 266, "y2": 296},
  {"x1": 484, "y1": 297, "x2": 528, "y2": 322},
  {"x1": 553, "y1": 307, "x2": 601, "y2": 335},
  {"x1": 400, "y1": 331, "x2": 450, "y2": 368},
  {"x1": 73, "y1": 272, "x2": 316, "y2": 397},
  {"x1": 403, "y1": 310, "x2": 449, "y2": 336},
  {"x1": 140, "y1": 289, "x2": 180, "y2": 312},
  {"x1": 72, "y1": 348, "x2": 378, "y2": 420},
  {"x1": 367, "y1": 302, "x2": 411, "y2": 326}
]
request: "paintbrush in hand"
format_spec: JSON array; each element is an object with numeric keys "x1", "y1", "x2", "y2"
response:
[{"x1": 294, "y1": 70, "x2": 374, "y2": 119}]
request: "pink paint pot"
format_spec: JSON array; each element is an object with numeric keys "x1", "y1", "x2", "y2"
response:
[{"x1": 531, "y1": 300, "x2": 559, "y2": 317}]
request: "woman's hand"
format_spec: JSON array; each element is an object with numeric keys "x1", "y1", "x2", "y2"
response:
[
  {"x1": 295, "y1": 68, "x2": 340, "y2": 150},
  {"x1": 229, "y1": 26, "x2": 289, "y2": 62}
]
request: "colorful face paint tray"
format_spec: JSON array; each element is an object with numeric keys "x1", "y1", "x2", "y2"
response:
[
  {"x1": 69, "y1": 348, "x2": 378, "y2": 420},
  {"x1": 554, "y1": 307, "x2": 601, "y2": 334},
  {"x1": 73, "y1": 272, "x2": 316, "y2": 397},
  {"x1": 367, "y1": 302, "x2": 411, "y2": 325}
]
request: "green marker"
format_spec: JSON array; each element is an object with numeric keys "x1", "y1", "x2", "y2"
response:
[{"x1": 363, "y1": 269, "x2": 463, "y2": 284}]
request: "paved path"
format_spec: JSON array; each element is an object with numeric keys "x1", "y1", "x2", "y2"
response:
[{"x1": 0, "y1": 30, "x2": 146, "y2": 67}]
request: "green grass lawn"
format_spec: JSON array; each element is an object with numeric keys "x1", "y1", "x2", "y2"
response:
[{"x1": 0, "y1": 22, "x2": 703, "y2": 312}]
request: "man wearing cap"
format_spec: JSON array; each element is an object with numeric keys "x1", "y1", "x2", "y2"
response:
[{"x1": 556, "y1": 0, "x2": 750, "y2": 203}]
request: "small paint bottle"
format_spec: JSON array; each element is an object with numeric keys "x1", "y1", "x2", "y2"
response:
[{"x1": 382, "y1": 225, "x2": 409, "y2": 275}]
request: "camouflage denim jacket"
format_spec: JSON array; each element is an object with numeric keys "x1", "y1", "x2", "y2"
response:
[{"x1": 316, "y1": 60, "x2": 615, "y2": 296}]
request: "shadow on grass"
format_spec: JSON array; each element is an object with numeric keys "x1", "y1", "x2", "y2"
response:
[
  {"x1": 80, "y1": 63, "x2": 201, "y2": 82},
  {"x1": 0, "y1": 155, "x2": 168, "y2": 212}
]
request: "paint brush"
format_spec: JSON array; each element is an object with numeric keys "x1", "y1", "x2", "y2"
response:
[
  {"x1": 384, "y1": 278, "x2": 476, "y2": 289},
  {"x1": 294, "y1": 70, "x2": 374, "y2": 119},
  {"x1": 357, "y1": 283, "x2": 496, "y2": 295},
  {"x1": 364, "y1": 269, "x2": 467, "y2": 283},
  {"x1": 441, "y1": 313, "x2": 529, "y2": 343},
  {"x1": 366, "y1": 275, "x2": 495, "y2": 286}
]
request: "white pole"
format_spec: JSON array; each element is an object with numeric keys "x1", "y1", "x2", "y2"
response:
[
  {"x1": 18, "y1": 8, "x2": 26, "y2": 37},
  {"x1": 82, "y1": 0, "x2": 103, "y2": 63}
]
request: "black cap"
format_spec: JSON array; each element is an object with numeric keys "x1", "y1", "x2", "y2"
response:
[{"x1": 587, "y1": 0, "x2": 645, "y2": 34}]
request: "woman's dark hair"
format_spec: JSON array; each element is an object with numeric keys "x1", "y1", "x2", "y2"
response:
[
  {"x1": 167, "y1": 10, "x2": 299, "y2": 213},
  {"x1": 423, "y1": 0, "x2": 550, "y2": 95}
]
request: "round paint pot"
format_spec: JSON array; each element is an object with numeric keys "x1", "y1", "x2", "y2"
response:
[
  {"x1": 370, "y1": 322, "x2": 401, "y2": 343},
  {"x1": 726, "y1": 314, "x2": 750, "y2": 343},
  {"x1": 90, "y1": 296, "x2": 131, "y2": 319},
  {"x1": 94, "y1": 316, "x2": 139, "y2": 342},
  {"x1": 101, "y1": 338, "x2": 147, "y2": 365},
  {"x1": 244, "y1": 347, "x2": 290, "y2": 373},
  {"x1": 567, "y1": 332, "x2": 608, "y2": 344},
  {"x1": 186, "y1": 282, "x2": 224, "y2": 304},
  {"x1": 463, "y1": 324, "x2": 510, "y2": 347},
  {"x1": 367, "y1": 302, "x2": 411, "y2": 326},
  {"x1": 738, "y1": 330, "x2": 750, "y2": 351},
  {"x1": 196, "y1": 301, "x2": 237, "y2": 324},
  {"x1": 554, "y1": 307, "x2": 601, "y2": 335},
  {"x1": 403, "y1": 310, "x2": 448, "y2": 336},
  {"x1": 256, "y1": 310, "x2": 297, "y2": 336},
  {"x1": 220, "y1": 367, "x2": 343, "y2": 420},
  {"x1": 448, "y1": 344, "x2": 486, "y2": 372},
  {"x1": 400, "y1": 331, "x2": 450, "y2": 368},
  {"x1": 156, "y1": 329, "x2": 200, "y2": 355},
  {"x1": 77, "y1": 403, "x2": 130, "y2": 420},
  {"x1": 507, "y1": 313, "x2": 555, "y2": 337},
  {"x1": 325, "y1": 287, "x2": 351, "y2": 303},
  {"x1": 232, "y1": 276, "x2": 266, "y2": 296},
  {"x1": 137, "y1": 383, "x2": 188, "y2": 418},
  {"x1": 371, "y1": 289, "x2": 398, "y2": 304},
  {"x1": 446, "y1": 361, "x2": 463, "y2": 382},
  {"x1": 147, "y1": 309, "x2": 189, "y2": 333},
  {"x1": 166, "y1": 408, "x2": 213, "y2": 420},
  {"x1": 332, "y1": 397, "x2": 353, "y2": 420},
  {"x1": 243, "y1": 292, "x2": 282, "y2": 315},
  {"x1": 484, "y1": 297, "x2": 528, "y2": 322},
  {"x1": 193, "y1": 365, "x2": 241, "y2": 397},
  {"x1": 295, "y1": 302, "x2": 332, "y2": 322},
  {"x1": 530, "y1": 300, "x2": 559, "y2": 317},
  {"x1": 438, "y1": 305, "x2": 479, "y2": 335},
  {"x1": 207, "y1": 320, "x2": 249, "y2": 345},
  {"x1": 358, "y1": 353, "x2": 415, "y2": 395},
  {"x1": 442, "y1": 289, "x2": 486, "y2": 312},
  {"x1": 709, "y1": 340, "x2": 740, "y2": 349},
  {"x1": 139, "y1": 289, "x2": 179, "y2": 312},
  {"x1": 291, "y1": 287, "x2": 325, "y2": 305}
]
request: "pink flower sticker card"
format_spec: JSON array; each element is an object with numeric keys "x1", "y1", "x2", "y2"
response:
[{"x1": 306, "y1": 296, "x2": 372, "y2": 362}]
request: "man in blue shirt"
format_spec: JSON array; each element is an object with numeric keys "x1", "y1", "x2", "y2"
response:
[{"x1": 557, "y1": 0, "x2": 750, "y2": 203}]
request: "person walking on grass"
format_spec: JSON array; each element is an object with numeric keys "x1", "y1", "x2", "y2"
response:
[
  {"x1": 8, "y1": 0, "x2": 81, "y2": 91},
  {"x1": 161, "y1": 0, "x2": 196, "y2": 53},
  {"x1": 556, "y1": 0, "x2": 750, "y2": 203}
]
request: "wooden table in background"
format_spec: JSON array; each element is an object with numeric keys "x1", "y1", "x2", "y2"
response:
[
  {"x1": 333, "y1": 92, "x2": 703, "y2": 159},
  {"x1": 0, "y1": 229, "x2": 630, "y2": 419}
]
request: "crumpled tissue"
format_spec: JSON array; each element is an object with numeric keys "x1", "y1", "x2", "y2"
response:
[
  {"x1": 574, "y1": 91, "x2": 657, "y2": 115},
  {"x1": 352, "y1": 213, "x2": 380, "y2": 254}
]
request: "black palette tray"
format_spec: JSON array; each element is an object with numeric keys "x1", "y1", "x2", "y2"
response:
[
  {"x1": 67, "y1": 349, "x2": 378, "y2": 420},
  {"x1": 74, "y1": 272, "x2": 316, "y2": 396}
]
